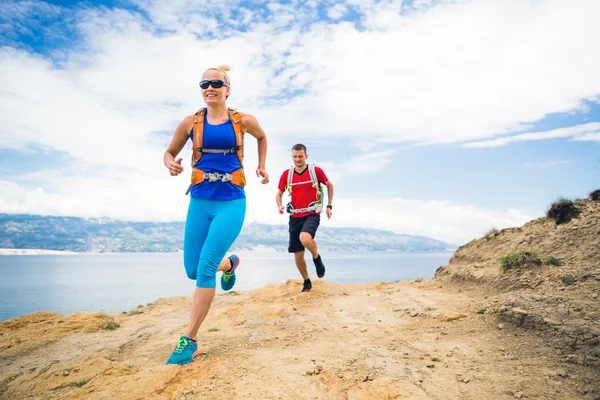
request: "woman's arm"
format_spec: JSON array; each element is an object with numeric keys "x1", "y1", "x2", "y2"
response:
[
  {"x1": 241, "y1": 113, "x2": 269, "y2": 184},
  {"x1": 164, "y1": 115, "x2": 193, "y2": 176}
]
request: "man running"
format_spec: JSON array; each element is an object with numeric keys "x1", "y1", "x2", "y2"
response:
[{"x1": 276, "y1": 144, "x2": 334, "y2": 292}]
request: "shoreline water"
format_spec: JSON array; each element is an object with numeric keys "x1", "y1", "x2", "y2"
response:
[
  {"x1": 0, "y1": 249, "x2": 79, "y2": 255},
  {"x1": 0, "y1": 251, "x2": 453, "y2": 321}
]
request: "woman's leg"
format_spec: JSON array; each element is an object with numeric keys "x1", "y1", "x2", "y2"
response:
[
  {"x1": 183, "y1": 197, "x2": 211, "y2": 281},
  {"x1": 167, "y1": 198, "x2": 211, "y2": 365},
  {"x1": 183, "y1": 198, "x2": 246, "y2": 340}
]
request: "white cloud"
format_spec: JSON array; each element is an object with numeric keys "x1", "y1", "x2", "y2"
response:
[
  {"x1": 521, "y1": 160, "x2": 570, "y2": 169},
  {"x1": 334, "y1": 150, "x2": 395, "y2": 176},
  {"x1": 463, "y1": 122, "x2": 600, "y2": 148},
  {"x1": 573, "y1": 132, "x2": 600, "y2": 142},
  {"x1": 2, "y1": 0, "x2": 598, "y2": 148},
  {"x1": 327, "y1": 4, "x2": 348, "y2": 20}
]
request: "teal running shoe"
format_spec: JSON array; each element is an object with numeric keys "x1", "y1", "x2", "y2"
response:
[
  {"x1": 220, "y1": 255, "x2": 240, "y2": 291},
  {"x1": 166, "y1": 335, "x2": 198, "y2": 365}
]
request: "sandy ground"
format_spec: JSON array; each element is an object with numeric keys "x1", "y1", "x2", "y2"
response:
[{"x1": 1, "y1": 278, "x2": 596, "y2": 400}]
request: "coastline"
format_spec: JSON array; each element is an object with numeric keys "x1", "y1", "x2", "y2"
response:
[{"x1": 0, "y1": 249, "x2": 79, "y2": 256}]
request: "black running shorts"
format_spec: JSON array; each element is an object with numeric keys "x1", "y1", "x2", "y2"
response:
[{"x1": 288, "y1": 214, "x2": 321, "y2": 253}]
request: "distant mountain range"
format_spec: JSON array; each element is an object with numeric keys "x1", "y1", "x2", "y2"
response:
[{"x1": 0, "y1": 214, "x2": 456, "y2": 253}]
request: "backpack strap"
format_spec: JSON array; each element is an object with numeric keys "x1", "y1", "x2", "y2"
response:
[
  {"x1": 308, "y1": 164, "x2": 323, "y2": 201},
  {"x1": 308, "y1": 164, "x2": 319, "y2": 189},
  {"x1": 228, "y1": 108, "x2": 244, "y2": 167},
  {"x1": 191, "y1": 108, "x2": 206, "y2": 167},
  {"x1": 286, "y1": 166, "x2": 295, "y2": 193}
]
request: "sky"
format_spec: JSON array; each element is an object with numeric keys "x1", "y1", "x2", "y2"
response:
[{"x1": 0, "y1": 0, "x2": 598, "y2": 245}]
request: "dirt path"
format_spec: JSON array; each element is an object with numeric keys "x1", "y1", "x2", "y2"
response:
[{"x1": 0, "y1": 279, "x2": 595, "y2": 399}]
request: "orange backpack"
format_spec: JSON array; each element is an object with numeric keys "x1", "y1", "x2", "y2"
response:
[{"x1": 185, "y1": 108, "x2": 246, "y2": 195}]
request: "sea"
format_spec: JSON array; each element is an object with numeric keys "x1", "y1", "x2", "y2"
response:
[{"x1": 0, "y1": 251, "x2": 453, "y2": 322}]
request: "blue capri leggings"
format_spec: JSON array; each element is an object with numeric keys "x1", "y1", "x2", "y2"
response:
[{"x1": 183, "y1": 197, "x2": 246, "y2": 288}]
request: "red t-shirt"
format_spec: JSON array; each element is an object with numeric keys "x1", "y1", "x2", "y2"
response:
[{"x1": 278, "y1": 166, "x2": 329, "y2": 218}]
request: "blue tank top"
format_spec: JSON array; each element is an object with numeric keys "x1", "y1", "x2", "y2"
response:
[{"x1": 189, "y1": 110, "x2": 246, "y2": 200}]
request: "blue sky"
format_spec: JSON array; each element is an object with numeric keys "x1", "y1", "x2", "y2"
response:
[{"x1": 1, "y1": 0, "x2": 599, "y2": 245}]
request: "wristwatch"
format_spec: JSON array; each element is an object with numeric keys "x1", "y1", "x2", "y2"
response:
[{"x1": 326, "y1": 205, "x2": 333, "y2": 209}]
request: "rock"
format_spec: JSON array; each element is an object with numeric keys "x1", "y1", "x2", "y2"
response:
[
  {"x1": 410, "y1": 310, "x2": 420, "y2": 318},
  {"x1": 426, "y1": 363, "x2": 435, "y2": 368},
  {"x1": 566, "y1": 354, "x2": 584, "y2": 364},
  {"x1": 462, "y1": 378, "x2": 470, "y2": 383},
  {"x1": 431, "y1": 357, "x2": 441, "y2": 362},
  {"x1": 306, "y1": 370, "x2": 313, "y2": 376},
  {"x1": 543, "y1": 318, "x2": 562, "y2": 326},
  {"x1": 585, "y1": 355, "x2": 600, "y2": 366},
  {"x1": 514, "y1": 391, "x2": 524, "y2": 399},
  {"x1": 498, "y1": 323, "x2": 505, "y2": 330},
  {"x1": 63, "y1": 370, "x2": 69, "y2": 376},
  {"x1": 316, "y1": 364, "x2": 323, "y2": 372},
  {"x1": 415, "y1": 278, "x2": 423, "y2": 283},
  {"x1": 438, "y1": 312, "x2": 467, "y2": 322}
]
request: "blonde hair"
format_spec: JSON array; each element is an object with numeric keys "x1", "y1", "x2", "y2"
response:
[{"x1": 207, "y1": 65, "x2": 231, "y2": 86}]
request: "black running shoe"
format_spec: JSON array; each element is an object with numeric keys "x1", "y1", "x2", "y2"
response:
[
  {"x1": 302, "y1": 279, "x2": 312, "y2": 292},
  {"x1": 313, "y1": 255, "x2": 325, "y2": 278}
]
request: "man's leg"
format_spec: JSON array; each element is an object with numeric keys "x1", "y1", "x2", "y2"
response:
[
  {"x1": 294, "y1": 250, "x2": 309, "y2": 280},
  {"x1": 299, "y1": 232, "x2": 318, "y2": 258},
  {"x1": 300, "y1": 215, "x2": 325, "y2": 278},
  {"x1": 289, "y1": 216, "x2": 312, "y2": 292},
  {"x1": 294, "y1": 250, "x2": 312, "y2": 292}
]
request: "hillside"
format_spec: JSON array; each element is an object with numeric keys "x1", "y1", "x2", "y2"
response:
[
  {"x1": 0, "y1": 214, "x2": 454, "y2": 253},
  {"x1": 0, "y1": 197, "x2": 598, "y2": 399},
  {"x1": 434, "y1": 198, "x2": 599, "y2": 368}
]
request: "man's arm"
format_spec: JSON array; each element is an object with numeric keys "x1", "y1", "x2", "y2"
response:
[
  {"x1": 276, "y1": 190, "x2": 285, "y2": 214},
  {"x1": 325, "y1": 180, "x2": 334, "y2": 219},
  {"x1": 325, "y1": 180, "x2": 334, "y2": 206}
]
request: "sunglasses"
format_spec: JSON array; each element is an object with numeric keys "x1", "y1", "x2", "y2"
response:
[{"x1": 199, "y1": 80, "x2": 229, "y2": 89}]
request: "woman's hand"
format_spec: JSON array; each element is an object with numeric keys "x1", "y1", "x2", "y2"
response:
[
  {"x1": 168, "y1": 158, "x2": 184, "y2": 176},
  {"x1": 256, "y1": 168, "x2": 269, "y2": 184}
]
